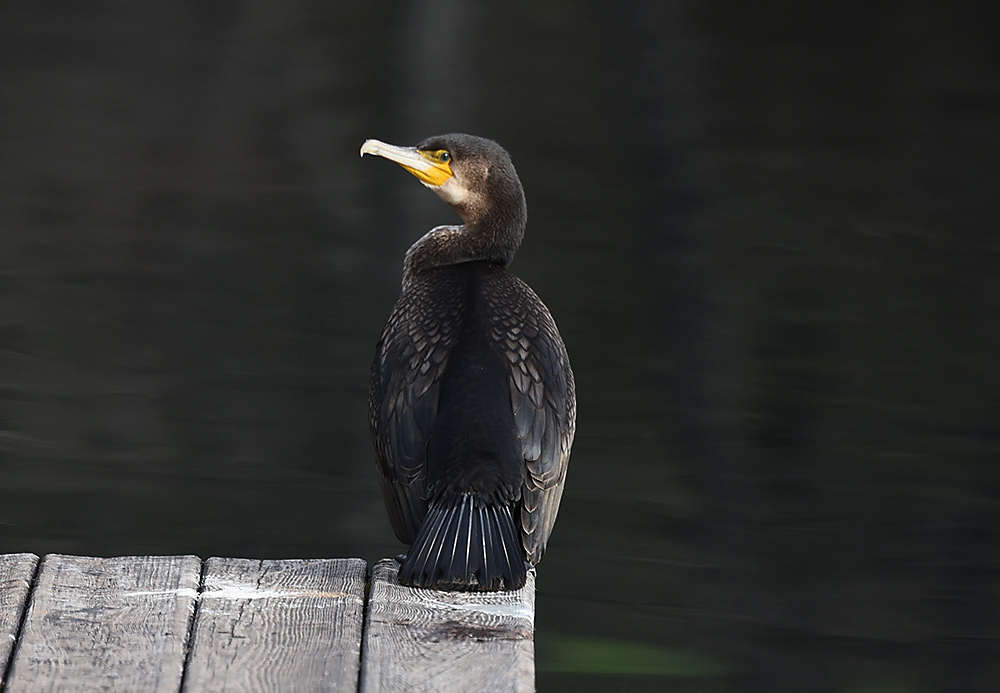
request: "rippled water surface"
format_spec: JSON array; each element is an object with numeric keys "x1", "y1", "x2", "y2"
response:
[{"x1": 2, "y1": 2, "x2": 999, "y2": 690}]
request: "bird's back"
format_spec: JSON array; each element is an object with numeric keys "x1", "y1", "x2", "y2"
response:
[
  {"x1": 423, "y1": 264, "x2": 525, "y2": 501},
  {"x1": 370, "y1": 259, "x2": 574, "y2": 589}
]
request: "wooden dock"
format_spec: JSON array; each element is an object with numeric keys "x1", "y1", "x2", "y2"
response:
[{"x1": 0, "y1": 553, "x2": 535, "y2": 692}]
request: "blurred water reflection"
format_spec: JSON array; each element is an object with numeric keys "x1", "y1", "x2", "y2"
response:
[{"x1": 2, "y1": 1, "x2": 998, "y2": 690}]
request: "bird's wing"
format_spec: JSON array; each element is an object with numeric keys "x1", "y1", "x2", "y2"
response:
[
  {"x1": 369, "y1": 276, "x2": 463, "y2": 543},
  {"x1": 489, "y1": 274, "x2": 576, "y2": 565}
]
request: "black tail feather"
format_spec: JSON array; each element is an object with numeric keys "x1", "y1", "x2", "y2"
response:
[{"x1": 399, "y1": 494, "x2": 527, "y2": 591}]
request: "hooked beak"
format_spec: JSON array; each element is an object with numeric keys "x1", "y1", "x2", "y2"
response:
[{"x1": 360, "y1": 139, "x2": 454, "y2": 187}]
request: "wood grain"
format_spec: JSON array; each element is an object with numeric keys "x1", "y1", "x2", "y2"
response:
[
  {"x1": 3, "y1": 553, "x2": 201, "y2": 693},
  {"x1": 360, "y1": 558, "x2": 535, "y2": 693},
  {"x1": 181, "y1": 557, "x2": 367, "y2": 692},
  {"x1": 0, "y1": 553, "x2": 39, "y2": 686}
]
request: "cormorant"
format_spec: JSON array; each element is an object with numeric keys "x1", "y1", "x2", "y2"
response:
[{"x1": 361, "y1": 134, "x2": 576, "y2": 591}]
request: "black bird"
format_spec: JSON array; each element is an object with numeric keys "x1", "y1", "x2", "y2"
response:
[{"x1": 361, "y1": 134, "x2": 576, "y2": 591}]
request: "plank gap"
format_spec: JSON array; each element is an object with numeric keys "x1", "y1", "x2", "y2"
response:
[
  {"x1": 0, "y1": 553, "x2": 41, "y2": 693},
  {"x1": 357, "y1": 559, "x2": 375, "y2": 693},
  {"x1": 176, "y1": 556, "x2": 208, "y2": 693}
]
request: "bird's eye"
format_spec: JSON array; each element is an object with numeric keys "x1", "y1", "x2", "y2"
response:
[{"x1": 439, "y1": 151, "x2": 451, "y2": 163}]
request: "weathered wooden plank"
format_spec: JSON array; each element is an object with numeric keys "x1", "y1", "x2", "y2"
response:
[
  {"x1": 4, "y1": 554, "x2": 201, "y2": 693},
  {"x1": 182, "y1": 557, "x2": 367, "y2": 693},
  {"x1": 0, "y1": 553, "x2": 39, "y2": 686},
  {"x1": 360, "y1": 558, "x2": 535, "y2": 693}
]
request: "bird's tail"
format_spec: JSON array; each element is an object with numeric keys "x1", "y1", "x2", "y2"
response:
[{"x1": 399, "y1": 493, "x2": 527, "y2": 591}]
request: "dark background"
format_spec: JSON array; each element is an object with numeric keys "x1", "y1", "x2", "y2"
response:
[{"x1": 2, "y1": 1, "x2": 999, "y2": 690}]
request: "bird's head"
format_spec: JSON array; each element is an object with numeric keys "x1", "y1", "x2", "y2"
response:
[{"x1": 360, "y1": 133, "x2": 525, "y2": 235}]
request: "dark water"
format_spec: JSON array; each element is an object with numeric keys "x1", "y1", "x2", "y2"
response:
[{"x1": 3, "y1": 1, "x2": 999, "y2": 690}]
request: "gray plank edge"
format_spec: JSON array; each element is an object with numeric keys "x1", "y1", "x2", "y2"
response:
[
  {"x1": 182, "y1": 557, "x2": 368, "y2": 693},
  {"x1": 360, "y1": 558, "x2": 536, "y2": 693},
  {"x1": 0, "y1": 553, "x2": 40, "y2": 689},
  {"x1": 4, "y1": 554, "x2": 202, "y2": 693}
]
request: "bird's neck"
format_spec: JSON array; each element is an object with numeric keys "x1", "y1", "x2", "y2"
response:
[{"x1": 402, "y1": 195, "x2": 526, "y2": 287}]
